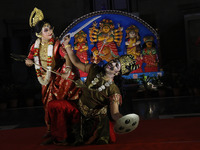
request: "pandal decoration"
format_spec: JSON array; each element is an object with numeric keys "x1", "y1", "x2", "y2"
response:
[{"x1": 33, "y1": 38, "x2": 54, "y2": 85}]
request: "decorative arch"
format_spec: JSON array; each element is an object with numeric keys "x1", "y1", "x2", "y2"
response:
[{"x1": 60, "y1": 10, "x2": 162, "y2": 79}]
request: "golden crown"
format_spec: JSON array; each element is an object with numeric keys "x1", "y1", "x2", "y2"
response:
[
  {"x1": 126, "y1": 25, "x2": 139, "y2": 34},
  {"x1": 143, "y1": 36, "x2": 154, "y2": 43},
  {"x1": 29, "y1": 7, "x2": 44, "y2": 27},
  {"x1": 99, "y1": 19, "x2": 114, "y2": 29},
  {"x1": 74, "y1": 30, "x2": 87, "y2": 38},
  {"x1": 118, "y1": 54, "x2": 139, "y2": 75}
]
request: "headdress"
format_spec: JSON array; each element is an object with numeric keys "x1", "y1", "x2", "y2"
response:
[
  {"x1": 117, "y1": 54, "x2": 139, "y2": 75},
  {"x1": 125, "y1": 25, "x2": 139, "y2": 39},
  {"x1": 74, "y1": 30, "x2": 87, "y2": 38},
  {"x1": 126, "y1": 25, "x2": 139, "y2": 34},
  {"x1": 29, "y1": 7, "x2": 44, "y2": 27},
  {"x1": 143, "y1": 36, "x2": 154, "y2": 43},
  {"x1": 74, "y1": 30, "x2": 87, "y2": 44},
  {"x1": 29, "y1": 8, "x2": 54, "y2": 85},
  {"x1": 99, "y1": 19, "x2": 114, "y2": 30}
]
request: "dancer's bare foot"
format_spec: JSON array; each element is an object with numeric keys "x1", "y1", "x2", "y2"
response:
[
  {"x1": 43, "y1": 131, "x2": 51, "y2": 139},
  {"x1": 40, "y1": 137, "x2": 54, "y2": 145}
]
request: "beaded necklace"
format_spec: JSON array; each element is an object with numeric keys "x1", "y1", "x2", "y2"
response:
[{"x1": 88, "y1": 73, "x2": 113, "y2": 91}]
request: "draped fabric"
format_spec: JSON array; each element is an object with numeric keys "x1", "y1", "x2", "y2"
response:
[
  {"x1": 75, "y1": 43, "x2": 88, "y2": 64},
  {"x1": 97, "y1": 41, "x2": 119, "y2": 62},
  {"x1": 48, "y1": 100, "x2": 80, "y2": 142},
  {"x1": 42, "y1": 66, "x2": 80, "y2": 127},
  {"x1": 27, "y1": 39, "x2": 80, "y2": 129},
  {"x1": 48, "y1": 64, "x2": 120, "y2": 145},
  {"x1": 76, "y1": 51, "x2": 88, "y2": 63}
]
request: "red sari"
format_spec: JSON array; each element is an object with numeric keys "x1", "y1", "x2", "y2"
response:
[
  {"x1": 47, "y1": 64, "x2": 119, "y2": 145},
  {"x1": 27, "y1": 39, "x2": 80, "y2": 130}
]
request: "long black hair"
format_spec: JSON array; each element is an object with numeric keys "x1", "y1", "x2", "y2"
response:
[{"x1": 29, "y1": 19, "x2": 53, "y2": 49}]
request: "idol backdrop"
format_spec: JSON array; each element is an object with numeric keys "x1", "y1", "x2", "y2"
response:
[{"x1": 59, "y1": 10, "x2": 163, "y2": 80}]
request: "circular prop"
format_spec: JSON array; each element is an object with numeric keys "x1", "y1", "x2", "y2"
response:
[{"x1": 114, "y1": 113, "x2": 139, "y2": 134}]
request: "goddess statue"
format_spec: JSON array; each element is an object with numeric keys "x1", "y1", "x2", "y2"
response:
[
  {"x1": 89, "y1": 19, "x2": 123, "y2": 62},
  {"x1": 74, "y1": 30, "x2": 89, "y2": 64},
  {"x1": 125, "y1": 25, "x2": 143, "y2": 73}
]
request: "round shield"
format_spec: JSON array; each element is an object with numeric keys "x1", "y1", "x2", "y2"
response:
[{"x1": 114, "y1": 113, "x2": 139, "y2": 134}]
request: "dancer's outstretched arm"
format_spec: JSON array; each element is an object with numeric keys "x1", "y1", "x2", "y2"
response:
[{"x1": 63, "y1": 36, "x2": 92, "y2": 73}]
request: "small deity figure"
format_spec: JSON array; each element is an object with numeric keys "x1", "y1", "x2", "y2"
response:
[
  {"x1": 142, "y1": 36, "x2": 159, "y2": 72},
  {"x1": 74, "y1": 30, "x2": 89, "y2": 64},
  {"x1": 125, "y1": 25, "x2": 143, "y2": 73},
  {"x1": 90, "y1": 47, "x2": 102, "y2": 64},
  {"x1": 125, "y1": 25, "x2": 141, "y2": 59},
  {"x1": 89, "y1": 19, "x2": 123, "y2": 62},
  {"x1": 74, "y1": 30, "x2": 89, "y2": 77}
]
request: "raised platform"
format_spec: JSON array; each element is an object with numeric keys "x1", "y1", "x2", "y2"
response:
[{"x1": 0, "y1": 117, "x2": 200, "y2": 150}]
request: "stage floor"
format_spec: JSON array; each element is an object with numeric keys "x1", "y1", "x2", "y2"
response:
[
  {"x1": 0, "y1": 95, "x2": 200, "y2": 150},
  {"x1": 0, "y1": 117, "x2": 200, "y2": 150}
]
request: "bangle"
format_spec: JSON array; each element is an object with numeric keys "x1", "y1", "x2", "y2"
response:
[{"x1": 64, "y1": 44, "x2": 71, "y2": 49}]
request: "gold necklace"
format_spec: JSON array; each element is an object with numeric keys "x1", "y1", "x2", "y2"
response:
[{"x1": 41, "y1": 41, "x2": 48, "y2": 46}]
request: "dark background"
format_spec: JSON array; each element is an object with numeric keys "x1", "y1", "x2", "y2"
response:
[
  {"x1": 1, "y1": 0, "x2": 200, "y2": 82},
  {"x1": 0, "y1": 0, "x2": 200, "y2": 106}
]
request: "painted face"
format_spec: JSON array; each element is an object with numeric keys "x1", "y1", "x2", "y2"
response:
[
  {"x1": 102, "y1": 25, "x2": 110, "y2": 33},
  {"x1": 77, "y1": 36, "x2": 84, "y2": 43},
  {"x1": 146, "y1": 41, "x2": 153, "y2": 48},
  {"x1": 129, "y1": 31, "x2": 136, "y2": 38},
  {"x1": 105, "y1": 59, "x2": 121, "y2": 76},
  {"x1": 41, "y1": 23, "x2": 54, "y2": 40}
]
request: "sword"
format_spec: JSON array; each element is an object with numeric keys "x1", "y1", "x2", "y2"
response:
[{"x1": 60, "y1": 15, "x2": 101, "y2": 43}]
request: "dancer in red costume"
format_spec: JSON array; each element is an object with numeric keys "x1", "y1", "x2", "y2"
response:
[
  {"x1": 46, "y1": 36, "x2": 139, "y2": 145},
  {"x1": 25, "y1": 8, "x2": 80, "y2": 140}
]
